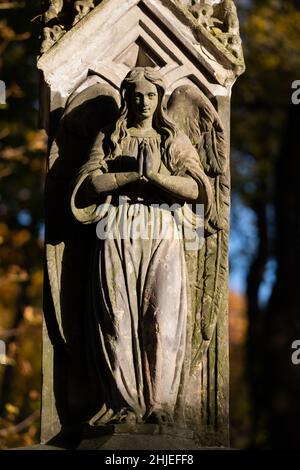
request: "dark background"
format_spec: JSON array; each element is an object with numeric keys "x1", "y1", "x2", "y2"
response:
[{"x1": 0, "y1": 0, "x2": 300, "y2": 449}]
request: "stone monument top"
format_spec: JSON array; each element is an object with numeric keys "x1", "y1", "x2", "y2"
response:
[{"x1": 38, "y1": 0, "x2": 244, "y2": 450}]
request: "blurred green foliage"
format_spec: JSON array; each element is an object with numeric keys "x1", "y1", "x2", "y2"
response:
[
  {"x1": 231, "y1": 0, "x2": 300, "y2": 449},
  {"x1": 232, "y1": 0, "x2": 300, "y2": 206},
  {"x1": 0, "y1": 0, "x2": 44, "y2": 448}
]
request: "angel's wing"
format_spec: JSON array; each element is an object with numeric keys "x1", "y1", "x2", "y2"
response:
[
  {"x1": 167, "y1": 85, "x2": 229, "y2": 370},
  {"x1": 167, "y1": 85, "x2": 227, "y2": 176},
  {"x1": 44, "y1": 82, "x2": 120, "y2": 424}
]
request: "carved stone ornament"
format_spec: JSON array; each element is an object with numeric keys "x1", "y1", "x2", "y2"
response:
[
  {"x1": 40, "y1": 0, "x2": 244, "y2": 60},
  {"x1": 38, "y1": 0, "x2": 244, "y2": 450}
]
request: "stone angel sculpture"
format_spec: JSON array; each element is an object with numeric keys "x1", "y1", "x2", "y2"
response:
[{"x1": 45, "y1": 67, "x2": 228, "y2": 432}]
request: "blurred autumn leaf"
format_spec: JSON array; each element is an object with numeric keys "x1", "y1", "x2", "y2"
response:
[
  {"x1": 0, "y1": 0, "x2": 44, "y2": 449},
  {"x1": 233, "y1": 0, "x2": 300, "y2": 202},
  {"x1": 232, "y1": 0, "x2": 300, "y2": 449},
  {"x1": 229, "y1": 291, "x2": 252, "y2": 449}
]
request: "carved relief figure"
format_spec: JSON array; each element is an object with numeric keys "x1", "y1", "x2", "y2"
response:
[
  {"x1": 39, "y1": 0, "x2": 245, "y2": 447},
  {"x1": 212, "y1": 0, "x2": 242, "y2": 57},
  {"x1": 188, "y1": 1, "x2": 222, "y2": 30},
  {"x1": 66, "y1": 67, "x2": 227, "y2": 427},
  {"x1": 41, "y1": 0, "x2": 65, "y2": 53},
  {"x1": 184, "y1": 1, "x2": 242, "y2": 59},
  {"x1": 221, "y1": 0, "x2": 239, "y2": 35},
  {"x1": 44, "y1": 0, "x2": 64, "y2": 24},
  {"x1": 73, "y1": 1, "x2": 95, "y2": 26},
  {"x1": 41, "y1": 0, "x2": 96, "y2": 52}
]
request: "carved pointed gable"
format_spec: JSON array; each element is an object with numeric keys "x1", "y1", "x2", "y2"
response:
[
  {"x1": 115, "y1": 39, "x2": 164, "y2": 68},
  {"x1": 38, "y1": 0, "x2": 244, "y2": 111}
]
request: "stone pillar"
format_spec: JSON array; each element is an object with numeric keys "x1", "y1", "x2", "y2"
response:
[{"x1": 38, "y1": 0, "x2": 244, "y2": 449}]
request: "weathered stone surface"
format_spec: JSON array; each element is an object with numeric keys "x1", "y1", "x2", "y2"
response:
[
  {"x1": 40, "y1": 1, "x2": 244, "y2": 63},
  {"x1": 38, "y1": 0, "x2": 244, "y2": 449},
  {"x1": 11, "y1": 444, "x2": 65, "y2": 450},
  {"x1": 77, "y1": 424, "x2": 197, "y2": 450}
]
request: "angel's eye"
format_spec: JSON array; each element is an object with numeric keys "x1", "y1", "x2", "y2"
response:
[{"x1": 148, "y1": 93, "x2": 156, "y2": 99}]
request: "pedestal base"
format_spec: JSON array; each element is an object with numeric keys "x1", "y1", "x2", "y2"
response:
[{"x1": 77, "y1": 424, "x2": 198, "y2": 450}]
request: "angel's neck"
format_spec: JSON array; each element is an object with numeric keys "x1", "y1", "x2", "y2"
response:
[{"x1": 132, "y1": 116, "x2": 153, "y2": 131}]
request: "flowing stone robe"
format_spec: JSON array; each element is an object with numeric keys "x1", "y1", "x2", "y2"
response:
[{"x1": 71, "y1": 127, "x2": 213, "y2": 425}]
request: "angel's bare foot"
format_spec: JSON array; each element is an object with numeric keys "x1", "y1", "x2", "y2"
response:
[
  {"x1": 110, "y1": 408, "x2": 137, "y2": 425},
  {"x1": 144, "y1": 408, "x2": 173, "y2": 425}
]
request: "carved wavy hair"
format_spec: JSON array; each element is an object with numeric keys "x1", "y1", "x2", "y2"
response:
[{"x1": 108, "y1": 67, "x2": 179, "y2": 172}]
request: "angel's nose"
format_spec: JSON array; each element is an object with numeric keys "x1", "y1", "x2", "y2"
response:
[{"x1": 143, "y1": 95, "x2": 150, "y2": 106}]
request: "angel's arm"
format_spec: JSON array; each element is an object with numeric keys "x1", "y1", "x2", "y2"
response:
[
  {"x1": 144, "y1": 140, "x2": 207, "y2": 203},
  {"x1": 88, "y1": 169, "x2": 139, "y2": 196},
  {"x1": 78, "y1": 130, "x2": 140, "y2": 198},
  {"x1": 74, "y1": 168, "x2": 140, "y2": 209},
  {"x1": 149, "y1": 172, "x2": 200, "y2": 202}
]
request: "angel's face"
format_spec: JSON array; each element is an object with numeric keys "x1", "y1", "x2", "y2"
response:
[{"x1": 130, "y1": 78, "x2": 159, "y2": 121}]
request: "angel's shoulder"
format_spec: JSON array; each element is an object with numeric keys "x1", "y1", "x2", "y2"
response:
[
  {"x1": 176, "y1": 129, "x2": 192, "y2": 142},
  {"x1": 173, "y1": 130, "x2": 196, "y2": 152}
]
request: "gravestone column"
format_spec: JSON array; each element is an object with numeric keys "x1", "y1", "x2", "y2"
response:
[{"x1": 38, "y1": 0, "x2": 244, "y2": 450}]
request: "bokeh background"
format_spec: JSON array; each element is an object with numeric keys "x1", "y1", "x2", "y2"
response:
[{"x1": 0, "y1": 0, "x2": 300, "y2": 449}]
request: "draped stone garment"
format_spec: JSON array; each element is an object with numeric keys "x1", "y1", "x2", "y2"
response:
[{"x1": 71, "y1": 129, "x2": 213, "y2": 424}]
